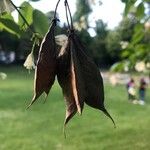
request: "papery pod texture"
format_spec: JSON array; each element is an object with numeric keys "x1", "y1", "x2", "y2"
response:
[
  {"x1": 57, "y1": 40, "x2": 78, "y2": 125},
  {"x1": 57, "y1": 32, "x2": 115, "y2": 126},
  {"x1": 70, "y1": 38, "x2": 85, "y2": 115},
  {"x1": 28, "y1": 20, "x2": 57, "y2": 107},
  {"x1": 72, "y1": 34, "x2": 115, "y2": 126},
  {"x1": 72, "y1": 34, "x2": 105, "y2": 109}
]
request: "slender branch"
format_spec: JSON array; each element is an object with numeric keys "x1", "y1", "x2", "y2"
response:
[
  {"x1": 54, "y1": 0, "x2": 61, "y2": 19},
  {"x1": 31, "y1": 38, "x2": 37, "y2": 54},
  {"x1": 9, "y1": 0, "x2": 35, "y2": 34},
  {"x1": 64, "y1": 1, "x2": 71, "y2": 30},
  {"x1": 65, "y1": 0, "x2": 74, "y2": 30}
]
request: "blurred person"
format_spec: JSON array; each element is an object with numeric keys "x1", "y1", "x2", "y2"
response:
[
  {"x1": 126, "y1": 78, "x2": 137, "y2": 104},
  {"x1": 138, "y1": 78, "x2": 147, "y2": 105}
]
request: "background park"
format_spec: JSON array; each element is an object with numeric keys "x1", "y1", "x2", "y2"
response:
[{"x1": 0, "y1": 0, "x2": 150, "y2": 150}]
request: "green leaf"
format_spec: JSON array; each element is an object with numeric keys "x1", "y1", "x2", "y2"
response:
[
  {"x1": 121, "y1": 49, "x2": 131, "y2": 58},
  {"x1": 124, "y1": 0, "x2": 136, "y2": 16},
  {"x1": 135, "y1": 44, "x2": 149, "y2": 59},
  {"x1": 0, "y1": 12, "x2": 14, "y2": 20},
  {"x1": 132, "y1": 32, "x2": 144, "y2": 44},
  {"x1": 131, "y1": 25, "x2": 144, "y2": 45},
  {"x1": 110, "y1": 62, "x2": 125, "y2": 72},
  {"x1": 0, "y1": 18, "x2": 22, "y2": 37},
  {"x1": 121, "y1": 0, "x2": 128, "y2": 3},
  {"x1": 143, "y1": 0, "x2": 150, "y2": 2},
  {"x1": 33, "y1": 9, "x2": 49, "y2": 37},
  {"x1": 0, "y1": 13, "x2": 14, "y2": 31},
  {"x1": 136, "y1": 3, "x2": 145, "y2": 19},
  {"x1": 134, "y1": 23, "x2": 143, "y2": 33},
  {"x1": 18, "y1": 2, "x2": 33, "y2": 29}
]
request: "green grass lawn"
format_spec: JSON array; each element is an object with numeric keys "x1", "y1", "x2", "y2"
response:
[{"x1": 0, "y1": 66, "x2": 150, "y2": 150}]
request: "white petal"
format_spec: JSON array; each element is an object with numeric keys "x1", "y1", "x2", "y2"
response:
[{"x1": 23, "y1": 53, "x2": 35, "y2": 70}]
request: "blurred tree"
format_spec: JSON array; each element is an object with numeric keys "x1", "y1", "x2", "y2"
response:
[
  {"x1": 73, "y1": 1, "x2": 113, "y2": 66},
  {"x1": 73, "y1": 0, "x2": 92, "y2": 30},
  {"x1": 92, "y1": 20, "x2": 109, "y2": 66},
  {"x1": 1, "y1": 0, "x2": 149, "y2": 69},
  {"x1": 106, "y1": 30, "x2": 121, "y2": 63},
  {"x1": 0, "y1": 31, "x2": 19, "y2": 52},
  {"x1": 111, "y1": 0, "x2": 150, "y2": 73},
  {"x1": 0, "y1": 1, "x2": 55, "y2": 63}
]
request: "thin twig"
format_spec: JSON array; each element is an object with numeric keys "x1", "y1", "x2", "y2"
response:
[
  {"x1": 66, "y1": 0, "x2": 74, "y2": 30},
  {"x1": 64, "y1": 0, "x2": 71, "y2": 30},
  {"x1": 54, "y1": 0, "x2": 61, "y2": 19},
  {"x1": 31, "y1": 38, "x2": 37, "y2": 54},
  {"x1": 9, "y1": 0, "x2": 35, "y2": 34}
]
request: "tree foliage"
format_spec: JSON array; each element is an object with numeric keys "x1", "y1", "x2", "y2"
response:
[
  {"x1": 111, "y1": 0, "x2": 150, "y2": 72},
  {"x1": 0, "y1": 0, "x2": 149, "y2": 70},
  {"x1": 73, "y1": 0, "x2": 92, "y2": 30}
]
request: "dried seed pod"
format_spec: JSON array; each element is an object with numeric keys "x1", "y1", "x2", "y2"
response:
[
  {"x1": 72, "y1": 34, "x2": 115, "y2": 126},
  {"x1": 27, "y1": 20, "x2": 57, "y2": 108},
  {"x1": 57, "y1": 32, "x2": 115, "y2": 126},
  {"x1": 57, "y1": 35, "x2": 86, "y2": 125},
  {"x1": 70, "y1": 39, "x2": 85, "y2": 115},
  {"x1": 57, "y1": 40, "x2": 77, "y2": 125}
]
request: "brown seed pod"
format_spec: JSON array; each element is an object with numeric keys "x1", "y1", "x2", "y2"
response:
[
  {"x1": 27, "y1": 20, "x2": 57, "y2": 108},
  {"x1": 72, "y1": 34, "x2": 115, "y2": 126},
  {"x1": 57, "y1": 37, "x2": 85, "y2": 125},
  {"x1": 70, "y1": 38, "x2": 85, "y2": 115},
  {"x1": 57, "y1": 40, "x2": 77, "y2": 125},
  {"x1": 57, "y1": 32, "x2": 115, "y2": 127}
]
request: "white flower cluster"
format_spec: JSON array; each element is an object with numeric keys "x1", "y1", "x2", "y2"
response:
[
  {"x1": 120, "y1": 41, "x2": 129, "y2": 49},
  {"x1": 74, "y1": 16, "x2": 87, "y2": 31},
  {"x1": 135, "y1": 61, "x2": 146, "y2": 72},
  {"x1": 23, "y1": 53, "x2": 35, "y2": 71}
]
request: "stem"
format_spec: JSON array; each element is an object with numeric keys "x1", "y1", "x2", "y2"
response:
[
  {"x1": 64, "y1": 1, "x2": 71, "y2": 30},
  {"x1": 9, "y1": 0, "x2": 35, "y2": 34},
  {"x1": 31, "y1": 38, "x2": 37, "y2": 54},
  {"x1": 66, "y1": 0, "x2": 74, "y2": 30},
  {"x1": 54, "y1": 0, "x2": 61, "y2": 19}
]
